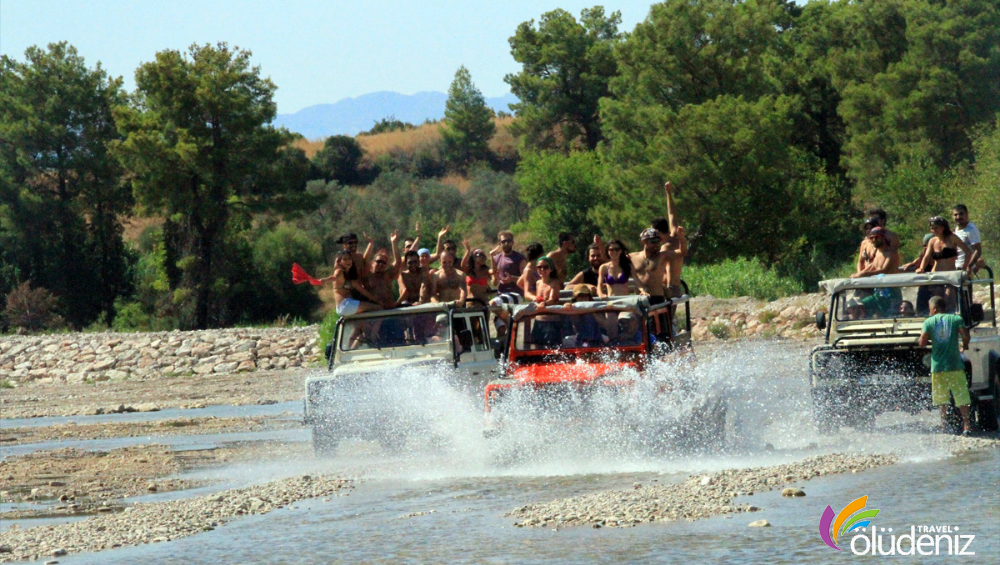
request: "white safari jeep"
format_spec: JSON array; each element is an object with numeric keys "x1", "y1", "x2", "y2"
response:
[
  {"x1": 811, "y1": 270, "x2": 999, "y2": 433},
  {"x1": 304, "y1": 302, "x2": 497, "y2": 454}
]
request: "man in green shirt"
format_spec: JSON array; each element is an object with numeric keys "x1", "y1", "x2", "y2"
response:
[{"x1": 918, "y1": 296, "x2": 972, "y2": 435}]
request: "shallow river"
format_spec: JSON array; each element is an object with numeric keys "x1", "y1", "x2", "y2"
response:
[{"x1": 9, "y1": 342, "x2": 1000, "y2": 563}]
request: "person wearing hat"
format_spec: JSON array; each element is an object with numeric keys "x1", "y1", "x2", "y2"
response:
[
  {"x1": 629, "y1": 227, "x2": 679, "y2": 305},
  {"x1": 844, "y1": 297, "x2": 868, "y2": 321},
  {"x1": 427, "y1": 312, "x2": 463, "y2": 353},
  {"x1": 851, "y1": 226, "x2": 899, "y2": 278},
  {"x1": 610, "y1": 311, "x2": 642, "y2": 345}
]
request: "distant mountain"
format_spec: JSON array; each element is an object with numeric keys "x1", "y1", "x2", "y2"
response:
[{"x1": 273, "y1": 91, "x2": 518, "y2": 139}]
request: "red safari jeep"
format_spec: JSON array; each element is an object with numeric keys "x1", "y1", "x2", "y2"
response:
[{"x1": 484, "y1": 294, "x2": 725, "y2": 451}]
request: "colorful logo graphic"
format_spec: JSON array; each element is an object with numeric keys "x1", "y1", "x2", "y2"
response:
[{"x1": 819, "y1": 495, "x2": 881, "y2": 550}]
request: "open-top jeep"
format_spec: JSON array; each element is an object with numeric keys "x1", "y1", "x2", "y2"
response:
[
  {"x1": 304, "y1": 302, "x2": 498, "y2": 454},
  {"x1": 811, "y1": 269, "x2": 999, "y2": 433},
  {"x1": 484, "y1": 291, "x2": 726, "y2": 450}
]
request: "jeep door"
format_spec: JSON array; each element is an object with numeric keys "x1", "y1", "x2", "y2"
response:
[{"x1": 453, "y1": 312, "x2": 497, "y2": 394}]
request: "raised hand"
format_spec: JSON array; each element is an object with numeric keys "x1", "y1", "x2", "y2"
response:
[
  {"x1": 362, "y1": 231, "x2": 374, "y2": 244},
  {"x1": 664, "y1": 181, "x2": 674, "y2": 195},
  {"x1": 463, "y1": 238, "x2": 471, "y2": 250},
  {"x1": 438, "y1": 226, "x2": 450, "y2": 238},
  {"x1": 390, "y1": 230, "x2": 399, "y2": 244}
]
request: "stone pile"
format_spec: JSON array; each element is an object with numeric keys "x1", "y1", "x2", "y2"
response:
[
  {"x1": 508, "y1": 453, "x2": 896, "y2": 529},
  {"x1": 689, "y1": 293, "x2": 828, "y2": 342},
  {"x1": 0, "y1": 327, "x2": 321, "y2": 385},
  {"x1": 0, "y1": 474, "x2": 351, "y2": 563}
]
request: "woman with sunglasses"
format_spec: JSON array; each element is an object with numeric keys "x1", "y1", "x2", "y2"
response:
[
  {"x1": 532, "y1": 256, "x2": 563, "y2": 306},
  {"x1": 917, "y1": 217, "x2": 973, "y2": 275},
  {"x1": 461, "y1": 239, "x2": 495, "y2": 306},
  {"x1": 330, "y1": 250, "x2": 382, "y2": 317},
  {"x1": 597, "y1": 240, "x2": 633, "y2": 298}
]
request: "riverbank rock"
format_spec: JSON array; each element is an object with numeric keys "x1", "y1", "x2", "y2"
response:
[
  {"x1": 0, "y1": 327, "x2": 321, "y2": 385},
  {"x1": 748, "y1": 520, "x2": 771, "y2": 527}
]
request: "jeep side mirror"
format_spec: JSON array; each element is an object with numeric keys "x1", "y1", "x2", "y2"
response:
[
  {"x1": 816, "y1": 311, "x2": 827, "y2": 330},
  {"x1": 970, "y1": 304, "x2": 984, "y2": 323},
  {"x1": 491, "y1": 338, "x2": 504, "y2": 359}
]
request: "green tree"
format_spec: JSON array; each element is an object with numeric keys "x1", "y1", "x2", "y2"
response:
[
  {"x1": 515, "y1": 150, "x2": 605, "y2": 251},
  {"x1": 441, "y1": 66, "x2": 496, "y2": 170},
  {"x1": 505, "y1": 7, "x2": 621, "y2": 151},
  {"x1": 313, "y1": 135, "x2": 363, "y2": 185},
  {"x1": 0, "y1": 42, "x2": 130, "y2": 328},
  {"x1": 114, "y1": 43, "x2": 304, "y2": 329},
  {"x1": 836, "y1": 0, "x2": 1000, "y2": 191}
]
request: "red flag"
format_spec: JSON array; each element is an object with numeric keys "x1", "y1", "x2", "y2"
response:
[{"x1": 291, "y1": 263, "x2": 323, "y2": 286}]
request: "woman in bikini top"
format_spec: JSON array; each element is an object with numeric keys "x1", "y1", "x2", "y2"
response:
[
  {"x1": 918, "y1": 216, "x2": 973, "y2": 273},
  {"x1": 598, "y1": 239, "x2": 633, "y2": 298},
  {"x1": 532, "y1": 256, "x2": 562, "y2": 306},
  {"x1": 461, "y1": 241, "x2": 494, "y2": 305}
]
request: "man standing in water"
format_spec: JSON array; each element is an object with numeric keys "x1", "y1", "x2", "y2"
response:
[{"x1": 918, "y1": 296, "x2": 973, "y2": 436}]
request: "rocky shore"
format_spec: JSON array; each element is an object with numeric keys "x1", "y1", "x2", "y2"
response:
[
  {"x1": 508, "y1": 453, "x2": 897, "y2": 529},
  {"x1": 0, "y1": 327, "x2": 320, "y2": 386},
  {"x1": 0, "y1": 473, "x2": 351, "y2": 563}
]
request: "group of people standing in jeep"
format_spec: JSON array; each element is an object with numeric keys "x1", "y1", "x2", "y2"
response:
[
  {"x1": 852, "y1": 204, "x2": 985, "y2": 280},
  {"x1": 323, "y1": 181, "x2": 690, "y2": 320}
]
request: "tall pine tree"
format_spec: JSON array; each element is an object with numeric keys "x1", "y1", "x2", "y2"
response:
[{"x1": 441, "y1": 66, "x2": 496, "y2": 171}]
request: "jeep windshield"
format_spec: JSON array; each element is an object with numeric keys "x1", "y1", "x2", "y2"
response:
[
  {"x1": 339, "y1": 312, "x2": 449, "y2": 352},
  {"x1": 834, "y1": 284, "x2": 959, "y2": 321},
  {"x1": 513, "y1": 310, "x2": 644, "y2": 352}
]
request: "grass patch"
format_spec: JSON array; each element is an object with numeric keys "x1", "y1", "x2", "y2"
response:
[
  {"x1": 758, "y1": 310, "x2": 779, "y2": 324},
  {"x1": 0, "y1": 379, "x2": 14, "y2": 389},
  {"x1": 316, "y1": 309, "x2": 339, "y2": 354},
  {"x1": 708, "y1": 322, "x2": 731, "y2": 340},
  {"x1": 684, "y1": 258, "x2": 803, "y2": 301}
]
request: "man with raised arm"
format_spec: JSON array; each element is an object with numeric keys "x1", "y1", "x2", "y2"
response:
[
  {"x1": 366, "y1": 231, "x2": 402, "y2": 309},
  {"x1": 851, "y1": 227, "x2": 900, "y2": 278},
  {"x1": 652, "y1": 181, "x2": 688, "y2": 298},
  {"x1": 630, "y1": 184, "x2": 681, "y2": 305}
]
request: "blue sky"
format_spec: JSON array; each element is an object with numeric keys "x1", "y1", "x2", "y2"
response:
[{"x1": 1, "y1": 0, "x2": 660, "y2": 114}]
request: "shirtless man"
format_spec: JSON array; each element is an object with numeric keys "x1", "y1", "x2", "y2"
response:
[
  {"x1": 867, "y1": 208, "x2": 901, "y2": 251},
  {"x1": 397, "y1": 250, "x2": 431, "y2": 305},
  {"x1": 630, "y1": 228, "x2": 679, "y2": 305},
  {"x1": 431, "y1": 252, "x2": 467, "y2": 306},
  {"x1": 653, "y1": 181, "x2": 688, "y2": 298},
  {"x1": 856, "y1": 219, "x2": 879, "y2": 273},
  {"x1": 851, "y1": 227, "x2": 900, "y2": 278},
  {"x1": 547, "y1": 233, "x2": 576, "y2": 282},
  {"x1": 366, "y1": 232, "x2": 401, "y2": 308}
]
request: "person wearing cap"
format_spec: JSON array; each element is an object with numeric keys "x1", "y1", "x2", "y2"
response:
[
  {"x1": 844, "y1": 297, "x2": 868, "y2": 321},
  {"x1": 851, "y1": 227, "x2": 899, "y2": 278},
  {"x1": 919, "y1": 295, "x2": 973, "y2": 435},
  {"x1": 630, "y1": 227, "x2": 679, "y2": 305},
  {"x1": 866, "y1": 208, "x2": 901, "y2": 252},
  {"x1": 610, "y1": 311, "x2": 642, "y2": 345},
  {"x1": 427, "y1": 312, "x2": 463, "y2": 352}
]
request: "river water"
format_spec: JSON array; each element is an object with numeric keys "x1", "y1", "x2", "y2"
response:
[{"x1": 9, "y1": 342, "x2": 1000, "y2": 563}]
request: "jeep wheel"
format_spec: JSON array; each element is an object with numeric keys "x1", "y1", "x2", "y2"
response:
[
  {"x1": 312, "y1": 426, "x2": 340, "y2": 456},
  {"x1": 976, "y1": 361, "x2": 1000, "y2": 432}
]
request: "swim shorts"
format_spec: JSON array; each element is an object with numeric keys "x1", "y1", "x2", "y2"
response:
[
  {"x1": 336, "y1": 298, "x2": 361, "y2": 317},
  {"x1": 931, "y1": 370, "x2": 971, "y2": 407}
]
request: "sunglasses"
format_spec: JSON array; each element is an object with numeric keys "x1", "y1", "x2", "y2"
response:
[
  {"x1": 346, "y1": 241, "x2": 359, "y2": 246},
  {"x1": 536, "y1": 265, "x2": 550, "y2": 270},
  {"x1": 500, "y1": 239, "x2": 513, "y2": 244}
]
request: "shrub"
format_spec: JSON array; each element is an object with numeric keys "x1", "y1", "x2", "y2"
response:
[
  {"x1": 316, "y1": 309, "x2": 339, "y2": 354},
  {"x1": 708, "y1": 322, "x2": 731, "y2": 340},
  {"x1": 683, "y1": 258, "x2": 803, "y2": 301},
  {"x1": 3, "y1": 282, "x2": 64, "y2": 332}
]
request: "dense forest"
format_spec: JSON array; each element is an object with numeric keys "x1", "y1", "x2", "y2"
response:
[{"x1": 1, "y1": 0, "x2": 997, "y2": 333}]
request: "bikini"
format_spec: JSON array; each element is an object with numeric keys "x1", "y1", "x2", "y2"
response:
[
  {"x1": 604, "y1": 271, "x2": 629, "y2": 285},
  {"x1": 932, "y1": 247, "x2": 958, "y2": 260},
  {"x1": 467, "y1": 276, "x2": 490, "y2": 287}
]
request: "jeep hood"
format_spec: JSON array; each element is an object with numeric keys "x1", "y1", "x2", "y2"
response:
[
  {"x1": 329, "y1": 355, "x2": 450, "y2": 379},
  {"x1": 511, "y1": 361, "x2": 636, "y2": 385}
]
